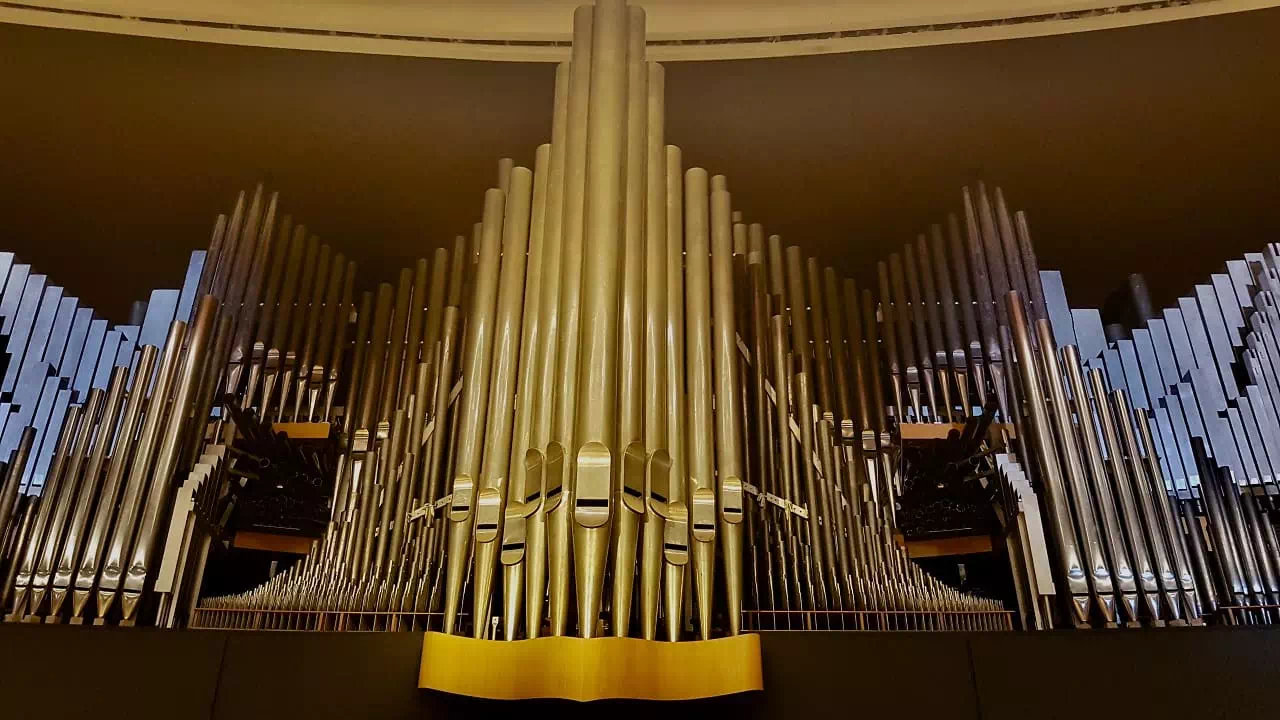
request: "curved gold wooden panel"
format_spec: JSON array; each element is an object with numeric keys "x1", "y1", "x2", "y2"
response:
[{"x1": 418, "y1": 632, "x2": 763, "y2": 700}]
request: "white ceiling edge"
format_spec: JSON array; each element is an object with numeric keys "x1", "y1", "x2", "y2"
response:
[{"x1": 2, "y1": 0, "x2": 1277, "y2": 62}]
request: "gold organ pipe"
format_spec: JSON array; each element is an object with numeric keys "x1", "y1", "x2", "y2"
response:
[
  {"x1": 662, "y1": 144, "x2": 689, "y2": 641},
  {"x1": 443, "y1": 188, "x2": 507, "y2": 634},
  {"x1": 548, "y1": 6, "x2": 593, "y2": 637},
  {"x1": 683, "y1": 166, "x2": 717, "y2": 639},
  {"x1": 710, "y1": 185, "x2": 745, "y2": 635},
  {"x1": 610, "y1": 6, "x2": 647, "y2": 638},
  {"x1": 638, "y1": 61, "x2": 667, "y2": 642},
  {"x1": 501, "y1": 145, "x2": 550, "y2": 640},
  {"x1": 784, "y1": 245, "x2": 833, "y2": 609},
  {"x1": 525, "y1": 62, "x2": 571, "y2": 639},
  {"x1": 573, "y1": 0, "x2": 630, "y2": 638},
  {"x1": 472, "y1": 165, "x2": 534, "y2": 637}
]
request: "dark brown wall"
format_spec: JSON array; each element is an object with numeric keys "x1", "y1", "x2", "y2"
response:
[{"x1": 2, "y1": 9, "x2": 1279, "y2": 322}]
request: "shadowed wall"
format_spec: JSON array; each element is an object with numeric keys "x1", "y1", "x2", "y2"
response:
[{"x1": 1, "y1": 8, "x2": 1278, "y2": 321}]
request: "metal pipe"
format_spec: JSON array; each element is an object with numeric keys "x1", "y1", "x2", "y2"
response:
[
  {"x1": 442, "y1": 188, "x2": 507, "y2": 634},
  {"x1": 501, "y1": 147, "x2": 549, "y2": 640},
  {"x1": 711, "y1": 184, "x2": 745, "y2": 635},
  {"x1": 1006, "y1": 291, "x2": 1090, "y2": 626},
  {"x1": 472, "y1": 165, "x2": 533, "y2": 637},
  {"x1": 638, "y1": 61, "x2": 666, "y2": 642},
  {"x1": 524, "y1": 62, "x2": 570, "y2": 639},
  {"x1": 547, "y1": 6, "x2": 593, "y2": 637}
]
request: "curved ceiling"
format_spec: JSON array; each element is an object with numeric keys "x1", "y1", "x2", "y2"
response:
[
  {"x1": 2, "y1": 0, "x2": 1278, "y2": 60},
  {"x1": 3, "y1": 8, "x2": 1279, "y2": 323}
]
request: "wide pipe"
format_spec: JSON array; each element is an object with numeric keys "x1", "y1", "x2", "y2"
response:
[{"x1": 609, "y1": 6, "x2": 647, "y2": 638}]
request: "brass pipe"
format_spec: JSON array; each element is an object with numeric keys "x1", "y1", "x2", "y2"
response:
[
  {"x1": 548, "y1": 5, "x2": 593, "y2": 637},
  {"x1": 241, "y1": 208, "x2": 288, "y2": 404},
  {"x1": 194, "y1": 209, "x2": 230, "y2": 301},
  {"x1": 262, "y1": 223, "x2": 306, "y2": 418},
  {"x1": 770, "y1": 315, "x2": 802, "y2": 610},
  {"x1": 207, "y1": 191, "x2": 246, "y2": 299},
  {"x1": 422, "y1": 308, "x2": 461, "y2": 569},
  {"x1": 877, "y1": 262, "x2": 904, "y2": 423},
  {"x1": 323, "y1": 261, "x2": 357, "y2": 423},
  {"x1": 824, "y1": 269, "x2": 853, "y2": 443},
  {"x1": 374, "y1": 409, "x2": 409, "y2": 579},
  {"x1": 683, "y1": 167, "x2": 716, "y2": 639},
  {"x1": 609, "y1": 8, "x2": 647, "y2": 637},
  {"x1": 889, "y1": 254, "x2": 921, "y2": 422},
  {"x1": 307, "y1": 253, "x2": 346, "y2": 421},
  {"x1": 638, "y1": 61, "x2": 666, "y2": 642},
  {"x1": 403, "y1": 257, "x2": 428, "y2": 396},
  {"x1": 291, "y1": 243, "x2": 332, "y2": 420},
  {"x1": 916, "y1": 235, "x2": 950, "y2": 422},
  {"x1": 277, "y1": 235, "x2": 319, "y2": 422},
  {"x1": 351, "y1": 286, "x2": 394, "y2": 578},
  {"x1": 248, "y1": 211, "x2": 291, "y2": 405},
  {"x1": 472, "y1": 166, "x2": 533, "y2": 637},
  {"x1": 571, "y1": 0, "x2": 629, "y2": 639},
  {"x1": 711, "y1": 185, "x2": 745, "y2": 635},
  {"x1": 377, "y1": 268, "x2": 412, "y2": 421},
  {"x1": 227, "y1": 191, "x2": 278, "y2": 400},
  {"x1": 947, "y1": 213, "x2": 984, "y2": 413},
  {"x1": 903, "y1": 244, "x2": 938, "y2": 423},
  {"x1": 443, "y1": 187, "x2": 507, "y2": 634},
  {"x1": 501, "y1": 147, "x2": 549, "y2": 640},
  {"x1": 524, "y1": 63, "x2": 570, "y2": 639},
  {"x1": 785, "y1": 245, "x2": 832, "y2": 608},
  {"x1": 930, "y1": 224, "x2": 966, "y2": 419},
  {"x1": 662, "y1": 144, "x2": 688, "y2": 640},
  {"x1": 963, "y1": 189, "x2": 1008, "y2": 422},
  {"x1": 420, "y1": 248, "x2": 449, "y2": 421}
]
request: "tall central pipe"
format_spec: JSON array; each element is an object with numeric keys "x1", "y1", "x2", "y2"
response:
[{"x1": 573, "y1": 0, "x2": 629, "y2": 639}]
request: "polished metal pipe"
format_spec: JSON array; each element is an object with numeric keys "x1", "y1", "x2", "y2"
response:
[
  {"x1": 502, "y1": 146, "x2": 550, "y2": 640},
  {"x1": 1006, "y1": 291, "x2": 1090, "y2": 625},
  {"x1": 471, "y1": 165, "x2": 533, "y2": 637},
  {"x1": 547, "y1": 6, "x2": 593, "y2": 637},
  {"x1": 120, "y1": 295, "x2": 219, "y2": 623},
  {"x1": 1034, "y1": 320, "x2": 1115, "y2": 624},
  {"x1": 96, "y1": 319, "x2": 188, "y2": 622},
  {"x1": 443, "y1": 188, "x2": 507, "y2": 634},
  {"x1": 711, "y1": 184, "x2": 745, "y2": 634},
  {"x1": 609, "y1": 9, "x2": 647, "y2": 637},
  {"x1": 638, "y1": 61, "x2": 667, "y2": 642},
  {"x1": 524, "y1": 63, "x2": 570, "y2": 639},
  {"x1": 655, "y1": 144, "x2": 689, "y2": 640}
]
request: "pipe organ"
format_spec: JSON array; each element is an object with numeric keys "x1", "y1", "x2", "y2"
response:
[{"x1": 0, "y1": 0, "x2": 1276, "y2": 641}]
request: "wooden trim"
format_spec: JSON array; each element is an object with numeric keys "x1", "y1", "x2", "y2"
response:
[{"x1": 233, "y1": 530, "x2": 314, "y2": 555}]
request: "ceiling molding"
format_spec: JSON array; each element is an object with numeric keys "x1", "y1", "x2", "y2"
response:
[{"x1": 2, "y1": 0, "x2": 1278, "y2": 61}]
